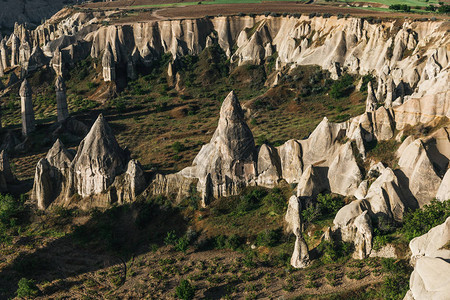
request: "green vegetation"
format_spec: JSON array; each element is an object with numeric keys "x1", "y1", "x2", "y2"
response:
[
  {"x1": 15, "y1": 278, "x2": 39, "y2": 299},
  {"x1": 175, "y1": 279, "x2": 196, "y2": 300},
  {"x1": 302, "y1": 193, "x2": 345, "y2": 224},
  {"x1": 402, "y1": 200, "x2": 450, "y2": 240},
  {"x1": 330, "y1": 73, "x2": 355, "y2": 99}
]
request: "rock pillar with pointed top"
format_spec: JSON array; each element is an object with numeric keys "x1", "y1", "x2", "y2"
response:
[
  {"x1": 365, "y1": 81, "x2": 377, "y2": 112},
  {"x1": 51, "y1": 48, "x2": 63, "y2": 76},
  {"x1": 19, "y1": 79, "x2": 35, "y2": 136},
  {"x1": 10, "y1": 34, "x2": 20, "y2": 67},
  {"x1": 0, "y1": 39, "x2": 8, "y2": 70},
  {"x1": 55, "y1": 76, "x2": 69, "y2": 122},
  {"x1": 102, "y1": 45, "x2": 115, "y2": 82},
  {"x1": 285, "y1": 195, "x2": 310, "y2": 268}
]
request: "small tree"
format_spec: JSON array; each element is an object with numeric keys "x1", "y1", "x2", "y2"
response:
[
  {"x1": 175, "y1": 279, "x2": 195, "y2": 300},
  {"x1": 16, "y1": 278, "x2": 38, "y2": 299}
]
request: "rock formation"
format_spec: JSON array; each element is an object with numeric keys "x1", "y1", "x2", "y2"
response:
[
  {"x1": 285, "y1": 195, "x2": 310, "y2": 268},
  {"x1": 55, "y1": 76, "x2": 69, "y2": 122},
  {"x1": 70, "y1": 114, "x2": 128, "y2": 198},
  {"x1": 102, "y1": 44, "x2": 115, "y2": 82},
  {"x1": 19, "y1": 79, "x2": 35, "y2": 136},
  {"x1": 0, "y1": 150, "x2": 17, "y2": 193},
  {"x1": 32, "y1": 115, "x2": 148, "y2": 209},
  {"x1": 405, "y1": 217, "x2": 450, "y2": 300}
]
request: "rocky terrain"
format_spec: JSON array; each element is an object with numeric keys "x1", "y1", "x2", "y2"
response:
[{"x1": 0, "y1": 2, "x2": 448, "y2": 299}]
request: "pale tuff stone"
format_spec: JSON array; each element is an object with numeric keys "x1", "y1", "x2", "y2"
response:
[
  {"x1": 102, "y1": 44, "x2": 115, "y2": 82},
  {"x1": 276, "y1": 139, "x2": 303, "y2": 184},
  {"x1": 19, "y1": 79, "x2": 35, "y2": 136},
  {"x1": 71, "y1": 114, "x2": 127, "y2": 198},
  {"x1": 297, "y1": 165, "x2": 329, "y2": 198},
  {"x1": 112, "y1": 159, "x2": 147, "y2": 204},
  {"x1": 327, "y1": 142, "x2": 362, "y2": 197},
  {"x1": 352, "y1": 211, "x2": 373, "y2": 260},
  {"x1": 256, "y1": 144, "x2": 281, "y2": 187},
  {"x1": 409, "y1": 217, "x2": 450, "y2": 265},
  {"x1": 398, "y1": 139, "x2": 442, "y2": 207},
  {"x1": 191, "y1": 91, "x2": 256, "y2": 201},
  {"x1": 406, "y1": 217, "x2": 450, "y2": 300},
  {"x1": 436, "y1": 169, "x2": 450, "y2": 202},
  {"x1": 55, "y1": 76, "x2": 69, "y2": 122},
  {"x1": 285, "y1": 195, "x2": 310, "y2": 268},
  {"x1": 32, "y1": 139, "x2": 73, "y2": 209}
]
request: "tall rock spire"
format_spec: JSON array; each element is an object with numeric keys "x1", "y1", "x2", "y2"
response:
[
  {"x1": 19, "y1": 79, "x2": 35, "y2": 136},
  {"x1": 365, "y1": 81, "x2": 377, "y2": 112},
  {"x1": 190, "y1": 91, "x2": 256, "y2": 203},
  {"x1": 0, "y1": 39, "x2": 8, "y2": 69},
  {"x1": 55, "y1": 76, "x2": 69, "y2": 122},
  {"x1": 71, "y1": 114, "x2": 127, "y2": 197},
  {"x1": 102, "y1": 44, "x2": 115, "y2": 82},
  {"x1": 10, "y1": 34, "x2": 20, "y2": 67}
]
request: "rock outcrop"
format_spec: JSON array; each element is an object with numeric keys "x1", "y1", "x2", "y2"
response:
[
  {"x1": 0, "y1": 150, "x2": 17, "y2": 193},
  {"x1": 285, "y1": 195, "x2": 310, "y2": 268},
  {"x1": 405, "y1": 217, "x2": 450, "y2": 300},
  {"x1": 32, "y1": 115, "x2": 148, "y2": 209},
  {"x1": 19, "y1": 79, "x2": 35, "y2": 136},
  {"x1": 55, "y1": 76, "x2": 69, "y2": 122}
]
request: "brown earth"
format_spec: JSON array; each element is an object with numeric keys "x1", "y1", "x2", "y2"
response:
[{"x1": 79, "y1": 1, "x2": 446, "y2": 21}]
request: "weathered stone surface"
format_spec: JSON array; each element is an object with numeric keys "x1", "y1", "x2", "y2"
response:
[
  {"x1": 32, "y1": 139, "x2": 73, "y2": 209},
  {"x1": 276, "y1": 139, "x2": 303, "y2": 184},
  {"x1": 398, "y1": 139, "x2": 442, "y2": 207},
  {"x1": 409, "y1": 217, "x2": 450, "y2": 264},
  {"x1": 285, "y1": 195, "x2": 310, "y2": 268},
  {"x1": 112, "y1": 160, "x2": 147, "y2": 204},
  {"x1": 365, "y1": 81, "x2": 377, "y2": 112},
  {"x1": 297, "y1": 165, "x2": 329, "y2": 198},
  {"x1": 191, "y1": 91, "x2": 256, "y2": 201},
  {"x1": 55, "y1": 76, "x2": 69, "y2": 122},
  {"x1": 102, "y1": 44, "x2": 115, "y2": 82},
  {"x1": 19, "y1": 79, "x2": 35, "y2": 136},
  {"x1": 352, "y1": 211, "x2": 373, "y2": 259},
  {"x1": 70, "y1": 114, "x2": 127, "y2": 198},
  {"x1": 0, "y1": 150, "x2": 17, "y2": 193},
  {"x1": 256, "y1": 144, "x2": 281, "y2": 187},
  {"x1": 436, "y1": 169, "x2": 450, "y2": 202},
  {"x1": 328, "y1": 142, "x2": 362, "y2": 196},
  {"x1": 365, "y1": 167, "x2": 408, "y2": 221},
  {"x1": 406, "y1": 217, "x2": 450, "y2": 300}
]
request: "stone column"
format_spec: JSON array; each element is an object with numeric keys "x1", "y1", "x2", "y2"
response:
[
  {"x1": 55, "y1": 76, "x2": 69, "y2": 122},
  {"x1": 0, "y1": 39, "x2": 8, "y2": 70},
  {"x1": 19, "y1": 79, "x2": 35, "y2": 136},
  {"x1": 10, "y1": 34, "x2": 20, "y2": 67},
  {"x1": 102, "y1": 45, "x2": 115, "y2": 82}
]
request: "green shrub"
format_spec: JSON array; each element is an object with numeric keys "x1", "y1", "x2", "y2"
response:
[
  {"x1": 360, "y1": 74, "x2": 375, "y2": 92},
  {"x1": 16, "y1": 278, "x2": 38, "y2": 298},
  {"x1": 234, "y1": 188, "x2": 268, "y2": 216},
  {"x1": 0, "y1": 194, "x2": 25, "y2": 228},
  {"x1": 316, "y1": 193, "x2": 344, "y2": 215},
  {"x1": 329, "y1": 73, "x2": 354, "y2": 99},
  {"x1": 175, "y1": 279, "x2": 195, "y2": 300},
  {"x1": 172, "y1": 142, "x2": 185, "y2": 153},
  {"x1": 164, "y1": 230, "x2": 178, "y2": 246},
  {"x1": 175, "y1": 236, "x2": 190, "y2": 253},
  {"x1": 256, "y1": 229, "x2": 280, "y2": 247},
  {"x1": 402, "y1": 200, "x2": 450, "y2": 240},
  {"x1": 262, "y1": 188, "x2": 286, "y2": 214},
  {"x1": 317, "y1": 240, "x2": 353, "y2": 264},
  {"x1": 378, "y1": 274, "x2": 409, "y2": 299}
]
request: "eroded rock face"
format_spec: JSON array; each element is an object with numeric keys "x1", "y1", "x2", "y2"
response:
[
  {"x1": 32, "y1": 139, "x2": 73, "y2": 209},
  {"x1": 285, "y1": 195, "x2": 310, "y2": 268},
  {"x1": 327, "y1": 142, "x2": 362, "y2": 197},
  {"x1": 398, "y1": 139, "x2": 442, "y2": 207},
  {"x1": 33, "y1": 115, "x2": 148, "y2": 209},
  {"x1": 436, "y1": 169, "x2": 450, "y2": 202},
  {"x1": 191, "y1": 91, "x2": 256, "y2": 201},
  {"x1": 0, "y1": 150, "x2": 17, "y2": 193},
  {"x1": 19, "y1": 79, "x2": 35, "y2": 136},
  {"x1": 256, "y1": 144, "x2": 281, "y2": 187},
  {"x1": 71, "y1": 114, "x2": 128, "y2": 198},
  {"x1": 406, "y1": 217, "x2": 450, "y2": 300}
]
